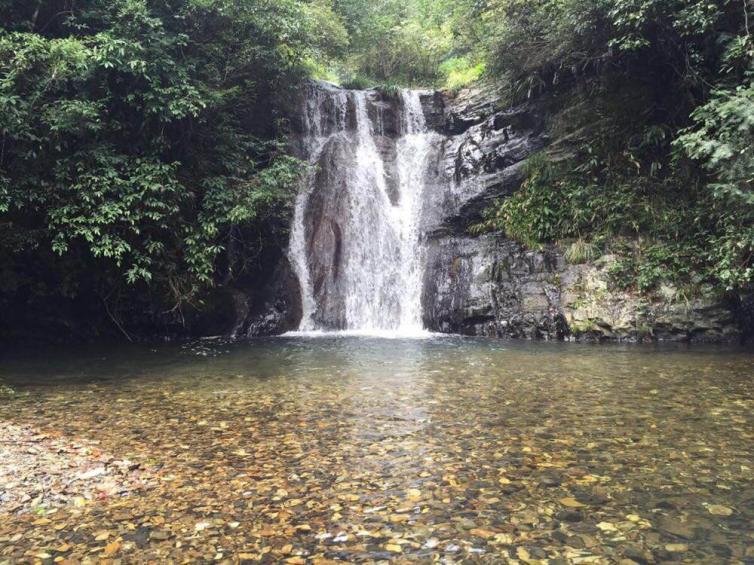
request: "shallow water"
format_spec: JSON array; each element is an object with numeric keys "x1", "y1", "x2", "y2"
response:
[{"x1": 1, "y1": 337, "x2": 753, "y2": 563}]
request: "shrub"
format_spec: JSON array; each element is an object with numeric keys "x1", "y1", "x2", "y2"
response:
[
  {"x1": 341, "y1": 76, "x2": 373, "y2": 90},
  {"x1": 564, "y1": 239, "x2": 601, "y2": 264},
  {"x1": 439, "y1": 56, "x2": 486, "y2": 92}
]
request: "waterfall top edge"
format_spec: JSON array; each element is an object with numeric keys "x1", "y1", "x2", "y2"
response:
[{"x1": 309, "y1": 79, "x2": 435, "y2": 96}]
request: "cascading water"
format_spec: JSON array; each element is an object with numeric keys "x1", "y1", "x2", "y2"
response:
[
  {"x1": 288, "y1": 83, "x2": 436, "y2": 335},
  {"x1": 394, "y1": 91, "x2": 434, "y2": 331}
]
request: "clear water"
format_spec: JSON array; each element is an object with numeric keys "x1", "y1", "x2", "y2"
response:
[{"x1": 1, "y1": 338, "x2": 752, "y2": 562}]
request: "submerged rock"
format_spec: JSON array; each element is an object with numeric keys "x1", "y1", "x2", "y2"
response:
[{"x1": 657, "y1": 516, "x2": 697, "y2": 540}]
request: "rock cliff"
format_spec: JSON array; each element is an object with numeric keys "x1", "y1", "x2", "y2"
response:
[
  {"x1": 419, "y1": 82, "x2": 744, "y2": 342},
  {"x1": 241, "y1": 81, "x2": 746, "y2": 342}
]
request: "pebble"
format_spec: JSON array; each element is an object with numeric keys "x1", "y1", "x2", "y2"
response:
[
  {"x1": 665, "y1": 543, "x2": 688, "y2": 553},
  {"x1": 623, "y1": 543, "x2": 653, "y2": 564},
  {"x1": 0, "y1": 341, "x2": 750, "y2": 563},
  {"x1": 657, "y1": 516, "x2": 696, "y2": 540},
  {"x1": 556, "y1": 510, "x2": 583, "y2": 523},
  {"x1": 150, "y1": 530, "x2": 171, "y2": 541},
  {"x1": 540, "y1": 475, "x2": 562, "y2": 487}
]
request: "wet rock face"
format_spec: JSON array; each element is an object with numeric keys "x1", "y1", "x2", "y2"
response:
[
  {"x1": 422, "y1": 236, "x2": 568, "y2": 339},
  {"x1": 419, "y1": 84, "x2": 742, "y2": 342},
  {"x1": 241, "y1": 257, "x2": 302, "y2": 337},
  {"x1": 420, "y1": 87, "x2": 546, "y2": 236},
  {"x1": 421, "y1": 231, "x2": 742, "y2": 341},
  {"x1": 304, "y1": 137, "x2": 353, "y2": 329},
  {"x1": 419, "y1": 91, "x2": 446, "y2": 131},
  {"x1": 559, "y1": 260, "x2": 741, "y2": 342},
  {"x1": 733, "y1": 293, "x2": 754, "y2": 340},
  {"x1": 419, "y1": 84, "x2": 562, "y2": 339}
]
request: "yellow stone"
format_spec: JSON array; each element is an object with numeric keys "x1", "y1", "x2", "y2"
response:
[
  {"x1": 559, "y1": 497, "x2": 586, "y2": 508},
  {"x1": 707, "y1": 504, "x2": 734, "y2": 516},
  {"x1": 406, "y1": 488, "x2": 421, "y2": 501},
  {"x1": 385, "y1": 544, "x2": 402, "y2": 553},
  {"x1": 32, "y1": 518, "x2": 52, "y2": 526},
  {"x1": 390, "y1": 514, "x2": 409, "y2": 523},
  {"x1": 469, "y1": 528, "x2": 496, "y2": 539},
  {"x1": 665, "y1": 544, "x2": 688, "y2": 553}
]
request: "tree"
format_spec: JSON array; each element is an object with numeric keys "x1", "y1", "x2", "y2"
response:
[{"x1": 0, "y1": 0, "x2": 345, "y2": 336}]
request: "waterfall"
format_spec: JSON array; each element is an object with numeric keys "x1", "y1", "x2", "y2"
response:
[
  {"x1": 394, "y1": 91, "x2": 433, "y2": 331},
  {"x1": 288, "y1": 83, "x2": 435, "y2": 335}
]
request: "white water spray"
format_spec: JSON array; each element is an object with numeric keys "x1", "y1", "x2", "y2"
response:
[{"x1": 288, "y1": 84, "x2": 436, "y2": 336}]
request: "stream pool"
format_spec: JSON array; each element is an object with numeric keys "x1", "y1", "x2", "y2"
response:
[{"x1": 1, "y1": 337, "x2": 753, "y2": 563}]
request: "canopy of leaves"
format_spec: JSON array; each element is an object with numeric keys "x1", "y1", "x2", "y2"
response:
[
  {"x1": 0, "y1": 0, "x2": 344, "y2": 337},
  {"x1": 319, "y1": 0, "x2": 488, "y2": 88}
]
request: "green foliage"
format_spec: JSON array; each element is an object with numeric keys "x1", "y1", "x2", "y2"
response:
[
  {"x1": 607, "y1": 241, "x2": 697, "y2": 293},
  {"x1": 674, "y1": 79, "x2": 754, "y2": 290},
  {"x1": 477, "y1": 133, "x2": 751, "y2": 292},
  {"x1": 564, "y1": 239, "x2": 601, "y2": 265},
  {"x1": 331, "y1": 0, "x2": 484, "y2": 87},
  {"x1": 374, "y1": 83, "x2": 402, "y2": 98},
  {"x1": 47, "y1": 153, "x2": 183, "y2": 283},
  {"x1": 439, "y1": 57, "x2": 486, "y2": 93},
  {"x1": 0, "y1": 0, "x2": 326, "y2": 334},
  {"x1": 474, "y1": 0, "x2": 746, "y2": 98},
  {"x1": 471, "y1": 152, "x2": 677, "y2": 248},
  {"x1": 471, "y1": 154, "x2": 573, "y2": 248},
  {"x1": 469, "y1": 0, "x2": 753, "y2": 293},
  {"x1": 340, "y1": 76, "x2": 373, "y2": 90},
  {"x1": 486, "y1": 0, "x2": 608, "y2": 79},
  {"x1": 1, "y1": 0, "x2": 752, "y2": 338}
]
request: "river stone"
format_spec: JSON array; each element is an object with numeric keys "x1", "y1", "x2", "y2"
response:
[
  {"x1": 565, "y1": 535, "x2": 585, "y2": 549},
  {"x1": 706, "y1": 504, "x2": 734, "y2": 516},
  {"x1": 149, "y1": 530, "x2": 171, "y2": 541},
  {"x1": 711, "y1": 544, "x2": 733, "y2": 557},
  {"x1": 652, "y1": 499, "x2": 678, "y2": 510},
  {"x1": 556, "y1": 510, "x2": 583, "y2": 523},
  {"x1": 540, "y1": 475, "x2": 562, "y2": 487},
  {"x1": 623, "y1": 544, "x2": 654, "y2": 563},
  {"x1": 657, "y1": 516, "x2": 696, "y2": 540},
  {"x1": 665, "y1": 543, "x2": 688, "y2": 553}
]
